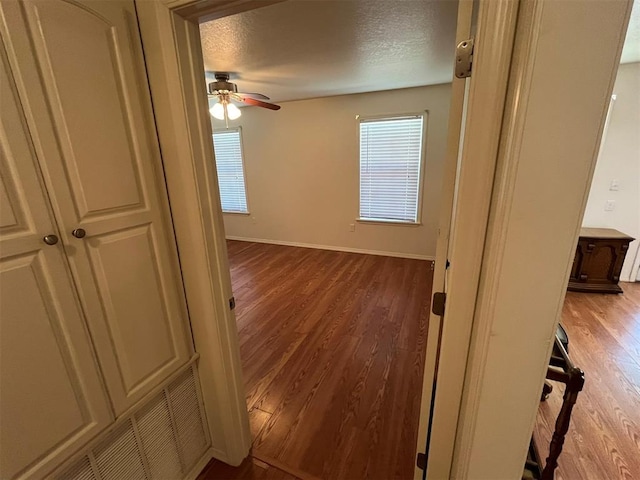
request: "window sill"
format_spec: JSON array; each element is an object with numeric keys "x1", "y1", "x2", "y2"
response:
[
  {"x1": 222, "y1": 211, "x2": 250, "y2": 216},
  {"x1": 356, "y1": 218, "x2": 422, "y2": 227}
]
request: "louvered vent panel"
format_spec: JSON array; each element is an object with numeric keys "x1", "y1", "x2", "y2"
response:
[
  {"x1": 136, "y1": 392, "x2": 182, "y2": 479},
  {"x1": 168, "y1": 368, "x2": 208, "y2": 471},
  {"x1": 56, "y1": 455, "x2": 96, "y2": 480},
  {"x1": 52, "y1": 366, "x2": 209, "y2": 480},
  {"x1": 94, "y1": 420, "x2": 148, "y2": 480}
]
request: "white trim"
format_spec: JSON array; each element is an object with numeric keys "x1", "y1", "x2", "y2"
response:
[
  {"x1": 357, "y1": 112, "x2": 427, "y2": 122},
  {"x1": 356, "y1": 218, "x2": 422, "y2": 226},
  {"x1": 451, "y1": 0, "x2": 634, "y2": 477},
  {"x1": 450, "y1": 0, "x2": 543, "y2": 475},
  {"x1": 596, "y1": 94, "x2": 617, "y2": 166},
  {"x1": 136, "y1": 0, "x2": 251, "y2": 466},
  {"x1": 357, "y1": 112, "x2": 429, "y2": 225},
  {"x1": 222, "y1": 211, "x2": 251, "y2": 216},
  {"x1": 225, "y1": 236, "x2": 435, "y2": 261},
  {"x1": 423, "y1": 1, "x2": 520, "y2": 478},
  {"x1": 184, "y1": 448, "x2": 214, "y2": 480},
  {"x1": 632, "y1": 242, "x2": 640, "y2": 282},
  {"x1": 413, "y1": 2, "x2": 474, "y2": 478}
]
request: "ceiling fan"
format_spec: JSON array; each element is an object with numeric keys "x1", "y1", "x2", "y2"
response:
[{"x1": 207, "y1": 72, "x2": 280, "y2": 126}]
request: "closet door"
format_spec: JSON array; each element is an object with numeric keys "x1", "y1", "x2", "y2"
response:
[
  {"x1": 0, "y1": 0, "x2": 192, "y2": 415},
  {"x1": 0, "y1": 45, "x2": 112, "y2": 480}
]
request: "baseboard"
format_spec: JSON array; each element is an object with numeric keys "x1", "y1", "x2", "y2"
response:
[
  {"x1": 225, "y1": 236, "x2": 435, "y2": 261},
  {"x1": 185, "y1": 447, "x2": 215, "y2": 480}
]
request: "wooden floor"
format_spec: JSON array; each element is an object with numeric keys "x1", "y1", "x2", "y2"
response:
[
  {"x1": 199, "y1": 457, "x2": 301, "y2": 480},
  {"x1": 203, "y1": 241, "x2": 433, "y2": 480},
  {"x1": 533, "y1": 282, "x2": 640, "y2": 480}
]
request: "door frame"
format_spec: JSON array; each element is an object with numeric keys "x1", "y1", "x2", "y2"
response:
[
  {"x1": 136, "y1": 0, "x2": 633, "y2": 477},
  {"x1": 416, "y1": 1, "x2": 522, "y2": 478},
  {"x1": 450, "y1": 0, "x2": 633, "y2": 477},
  {"x1": 136, "y1": 0, "x2": 256, "y2": 465},
  {"x1": 136, "y1": 0, "x2": 521, "y2": 472}
]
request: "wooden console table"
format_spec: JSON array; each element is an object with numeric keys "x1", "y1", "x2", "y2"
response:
[{"x1": 568, "y1": 227, "x2": 634, "y2": 294}]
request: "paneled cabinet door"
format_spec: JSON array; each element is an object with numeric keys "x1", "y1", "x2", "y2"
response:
[
  {"x1": 0, "y1": 47, "x2": 112, "y2": 480},
  {"x1": 0, "y1": 0, "x2": 192, "y2": 415}
]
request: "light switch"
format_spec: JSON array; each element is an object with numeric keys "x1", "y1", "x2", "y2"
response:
[
  {"x1": 605, "y1": 200, "x2": 616, "y2": 211},
  {"x1": 609, "y1": 179, "x2": 620, "y2": 191}
]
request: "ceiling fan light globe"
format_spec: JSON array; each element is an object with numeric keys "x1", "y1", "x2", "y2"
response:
[
  {"x1": 227, "y1": 103, "x2": 242, "y2": 120},
  {"x1": 210, "y1": 102, "x2": 225, "y2": 120}
]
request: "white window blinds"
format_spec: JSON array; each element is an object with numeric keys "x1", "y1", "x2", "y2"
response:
[
  {"x1": 212, "y1": 128, "x2": 248, "y2": 213},
  {"x1": 359, "y1": 115, "x2": 424, "y2": 223}
]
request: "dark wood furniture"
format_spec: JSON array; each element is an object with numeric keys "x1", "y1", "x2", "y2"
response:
[
  {"x1": 525, "y1": 332, "x2": 585, "y2": 480},
  {"x1": 568, "y1": 227, "x2": 634, "y2": 294}
]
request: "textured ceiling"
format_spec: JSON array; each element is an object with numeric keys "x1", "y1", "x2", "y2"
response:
[
  {"x1": 199, "y1": 0, "x2": 639, "y2": 104},
  {"x1": 621, "y1": 0, "x2": 640, "y2": 63},
  {"x1": 199, "y1": 0, "x2": 459, "y2": 103}
]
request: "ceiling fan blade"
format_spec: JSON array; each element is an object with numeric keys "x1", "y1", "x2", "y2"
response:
[
  {"x1": 239, "y1": 96, "x2": 281, "y2": 111},
  {"x1": 237, "y1": 92, "x2": 270, "y2": 100}
]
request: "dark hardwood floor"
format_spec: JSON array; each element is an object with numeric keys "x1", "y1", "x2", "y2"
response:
[
  {"x1": 203, "y1": 241, "x2": 433, "y2": 480},
  {"x1": 534, "y1": 282, "x2": 640, "y2": 480},
  {"x1": 199, "y1": 242, "x2": 640, "y2": 479},
  {"x1": 198, "y1": 457, "x2": 302, "y2": 480}
]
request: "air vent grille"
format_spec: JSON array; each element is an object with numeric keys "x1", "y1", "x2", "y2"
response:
[
  {"x1": 94, "y1": 420, "x2": 147, "y2": 480},
  {"x1": 55, "y1": 365, "x2": 208, "y2": 480},
  {"x1": 57, "y1": 456, "x2": 96, "y2": 480},
  {"x1": 136, "y1": 392, "x2": 182, "y2": 479},
  {"x1": 168, "y1": 369, "x2": 208, "y2": 471}
]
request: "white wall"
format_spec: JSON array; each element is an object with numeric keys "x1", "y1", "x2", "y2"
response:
[
  {"x1": 582, "y1": 62, "x2": 640, "y2": 281},
  {"x1": 211, "y1": 84, "x2": 452, "y2": 259},
  {"x1": 456, "y1": 0, "x2": 632, "y2": 477}
]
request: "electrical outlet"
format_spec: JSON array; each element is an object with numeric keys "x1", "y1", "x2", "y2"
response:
[
  {"x1": 609, "y1": 179, "x2": 620, "y2": 191},
  {"x1": 349, "y1": 223, "x2": 355, "y2": 232},
  {"x1": 604, "y1": 200, "x2": 616, "y2": 211}
]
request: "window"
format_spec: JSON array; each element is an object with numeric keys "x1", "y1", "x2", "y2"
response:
[
  {"x1": 359, "y1": 115, "x2": 425, "y2": 223},
  {"x1": 212, "y1": 128, "x2": 249, "y2": 213}
]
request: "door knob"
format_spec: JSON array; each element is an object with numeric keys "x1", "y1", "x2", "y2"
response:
[
  {"x1": 72, "y1": 228, "x2": 86, "y2": 238},
  {"x1": 43, "y1": 234, "x2": 59, "y2": 245}
]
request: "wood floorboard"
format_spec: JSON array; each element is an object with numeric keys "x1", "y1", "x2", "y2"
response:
[
  {"x1": 198, "y1": 456, "x2": 302, "y2": 480},
  {"x1": 533, "y1": 282, "x2": 640, "y2": 480},
  {"x1": 206, "y1": 242, "x2": 640, "y2": 479},
  {"x1": 204, "y1": 241, "x2": 433, "y2": 480}
]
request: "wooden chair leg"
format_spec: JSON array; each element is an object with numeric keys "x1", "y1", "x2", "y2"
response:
[
  {"x1": 541, "y1": 381, "x2": 553, "y2": 401},
  {"x1": 541, "y1": 366, "x2": 585, "y2": 480}
]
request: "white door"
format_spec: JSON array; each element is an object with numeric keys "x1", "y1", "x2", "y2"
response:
[
  {"x1": 415, "y1": 0, "x2": 520, "y2": 477},
  {"x1": 0, "y1": 45, "x2": 112, "y2": 480},
  {"x1": 0, "y1": 0, "x2": 192, "y2": 415},
  {"x1": 414, "y1": 0, "x2": 476, "y2": 477}
]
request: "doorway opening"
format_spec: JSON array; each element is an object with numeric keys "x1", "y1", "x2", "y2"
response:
[
  {"x1": 532, "y1": 45, "x2": 640, "y2": 479},
  {"x1": 139, "y1": 0, "x2": 522, "y2": 477},
  {"x1": 196, "y1": 1, "x2": 459, "y2": 477},
  {"x1": 138, "y1": 0, "x2": 635, "y2": 477}
]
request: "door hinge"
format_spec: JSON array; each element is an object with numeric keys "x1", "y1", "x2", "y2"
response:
[
  {"x1": 432, "y1": 292, "x2": 446, "y2": 316},
  {"x1": 455, "y1": 38, "x2": 474, "y2": 78},
  {"x1": 416, "y1": 452, "x2": 427, "y2": 470},
  {"x1": 229, "y1": 296, "x2": 236, "y2": 310}
]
